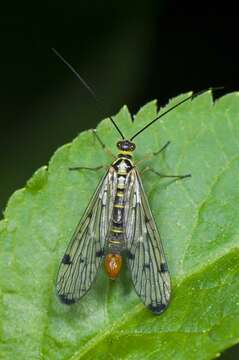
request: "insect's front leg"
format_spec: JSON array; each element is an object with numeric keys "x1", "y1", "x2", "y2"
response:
[
  {"x1": 153, "y1": 140, "x2": 171, "y2": 156},
  {"x1": 141, "y1": 166, "x2": 191, "y2": 180},
  {"x1": 69, "y1": 129, "x2": 115, "y2": 172},
  {"x1": 135, "y1": 141, "x2": 170, "y2": 166},
  {"x1": 92, "y1": 129, "x2": 115, "y2": 159}
]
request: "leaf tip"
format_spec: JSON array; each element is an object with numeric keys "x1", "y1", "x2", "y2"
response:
[{"x1": 26, "y1": 165, "x2": 48, "y2": 193}]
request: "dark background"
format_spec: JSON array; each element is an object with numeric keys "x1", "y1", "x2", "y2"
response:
[{"x1": 0, "y1": 5, "x2": 238, "y2": 358}]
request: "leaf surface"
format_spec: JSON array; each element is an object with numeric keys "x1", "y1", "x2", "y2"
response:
[{"x1": 1, "y1": 91, "x2": 239, "y2": 359}]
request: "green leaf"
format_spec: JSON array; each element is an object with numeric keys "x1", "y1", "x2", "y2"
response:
[{"x1": 1, "y1": 91, "x2": 239, "y2": 360}]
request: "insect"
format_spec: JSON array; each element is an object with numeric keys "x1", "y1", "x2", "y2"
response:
[{"x1": 53, "y1": 49, "x2": 210, "y2": 314}]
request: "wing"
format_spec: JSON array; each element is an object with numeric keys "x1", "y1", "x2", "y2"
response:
[
  {"x1": 56, "y1": 167, "x2": 118, "y2": 304},
  {"x1": 124, "y1": 168, "x2": 171, "y2": 314}
]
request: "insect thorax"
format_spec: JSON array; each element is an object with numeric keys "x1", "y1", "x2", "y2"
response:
[{"x1": 112, "y1": 157, "x2": 134, "y2": 174}]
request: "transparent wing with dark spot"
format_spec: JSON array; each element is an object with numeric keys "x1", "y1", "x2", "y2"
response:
[
  {"x1": 56, "y1": 167, "x2": 117, "y2": 304},
  {"x1": 124, "y1": 169, "x2": 171, "y2": 314}
]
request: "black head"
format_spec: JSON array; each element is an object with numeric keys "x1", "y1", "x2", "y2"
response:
[{"x1": 117, "y1": 140, "x2": 136, "y2": 153}]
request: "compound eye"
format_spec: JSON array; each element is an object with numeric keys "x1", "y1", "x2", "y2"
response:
[{"x1": 131, "y1": 143, "x2": 136, "y2": 150}]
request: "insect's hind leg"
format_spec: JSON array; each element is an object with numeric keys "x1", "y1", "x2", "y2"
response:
[
  {"x1": 92, "y1": 129, "x2": 115, "y2": 159},
  {"x1": 141, "y1": 166, "x2": 191, "y2": 180}
]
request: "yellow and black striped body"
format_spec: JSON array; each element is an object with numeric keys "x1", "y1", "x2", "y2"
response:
[
  {"x1": 104, "y1": 151, "x2": 133, "y2": 279},
  {"x1": 110, "y1": 153, "x2": 133, "y2": 250}
]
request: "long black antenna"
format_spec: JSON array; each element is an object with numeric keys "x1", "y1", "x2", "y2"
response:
[
  {"x1": 130, "y1": 87, "x2": 223, "y2": 141},
  {"x1": 52, "y1": 48, "x2": 125, "y2": 139}
]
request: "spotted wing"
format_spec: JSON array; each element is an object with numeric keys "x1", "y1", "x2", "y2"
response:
[
  {"x1": 124, "y1": 169, "x2": 171, "y2": 314},
  {"x1": 56, "y1": 167, "x2": 117, "y2": 304}
]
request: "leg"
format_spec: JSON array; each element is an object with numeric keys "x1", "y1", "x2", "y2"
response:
[
  {"x1": 69, "y1": 130, "x2": 114, "y2": 172},
  {"x1": 69, "y1": 165, "x2": 104, "y2": 171},
  {"x1": 92, "y1": 129, "x2": 115, "y2": 159},
  {"x1": 135, "y1": 141, "x2": 170, "y2": 166},
  {"x1": 142, "y1": 166, "x2": 191, "y2": 180},
  {"x1": 153, "y1": 141, "x2": 171, "y2": 156}
]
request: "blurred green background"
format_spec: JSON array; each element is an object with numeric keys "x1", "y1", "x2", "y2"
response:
[{"x1": 0, "y1": 4, "x2": 238, "y2": 359}]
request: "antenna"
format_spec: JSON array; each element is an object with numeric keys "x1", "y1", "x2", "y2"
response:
[
  {"x1": 51, "y1": 48, "x2": 125, "y2": 139},
  {"x1": 130, "y1": 87, "x2": 223, "y2": 141}
]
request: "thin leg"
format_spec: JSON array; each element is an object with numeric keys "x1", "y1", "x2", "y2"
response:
[
  {"x1": 69, "y1": 165, "x2": 104, "y2": 171},
  {"x1": 69, "y1": 130, "x2": 114, "y2": 172},
  {"x1": 92, "y1": 129, "x2": 115, "y2": 159},
  {"x1": 142, "y1": 166, "x2": 191, "y2": 180},
  {"x1": 153, "y1": 141, "x2": 171, "y2": 156},
  {"x1": 135, "y1": 141, "x2": 170, "y2": 166}
]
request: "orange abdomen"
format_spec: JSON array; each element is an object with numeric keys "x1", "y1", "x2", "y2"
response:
[{"x1": 104, "y1": 253, "x2": 122, "y2": 279}]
